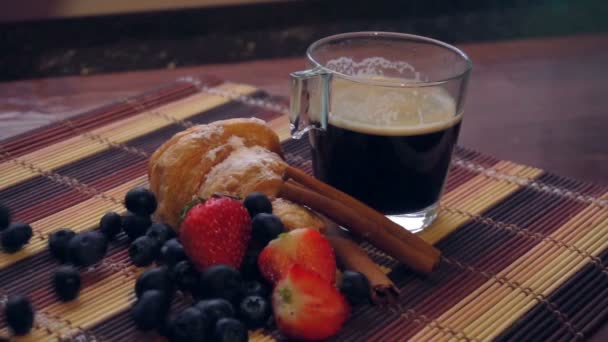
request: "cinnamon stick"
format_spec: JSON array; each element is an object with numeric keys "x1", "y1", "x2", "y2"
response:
[
  {"x1": 324, "y1": 224, "x2": 399, "y2": 304},
  {"x1": 285, "y1": 166, "x2": 440, "y2": 262},
  {"x1": 278, "y1": 181, "x2": 438, "y2": 274}
]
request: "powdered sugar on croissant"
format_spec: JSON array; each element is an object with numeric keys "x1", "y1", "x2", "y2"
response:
[{"x1": 198, "y1": 146, "x2": 287, "y2": 199}]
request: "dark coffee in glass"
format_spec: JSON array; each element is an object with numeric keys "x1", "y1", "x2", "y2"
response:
[
  {"x1": 290, "y1": 32, "x2": 471, "y2": 232},
  {"x1": 311, "y1": 114, "x2": 461, "y2": 215}
]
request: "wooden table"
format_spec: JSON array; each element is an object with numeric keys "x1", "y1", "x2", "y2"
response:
[
  {"x1": 2, "y1": 34, "x2": 607, "y2": 185},
  {"x1": 1, "y1": 33, "x2": 607, "y2": 340}
]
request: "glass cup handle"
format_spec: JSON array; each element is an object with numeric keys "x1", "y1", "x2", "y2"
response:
[{"x1": 289, "y1": 67, "x2": 332, "y2": 139}]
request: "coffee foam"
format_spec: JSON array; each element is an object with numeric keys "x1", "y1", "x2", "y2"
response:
[
  {"x1": 326, "y1": 56, "x2": 425, "y2": 82},
  {"x1": 325, "y1": 57, "x2": 461, "y2": 136}
]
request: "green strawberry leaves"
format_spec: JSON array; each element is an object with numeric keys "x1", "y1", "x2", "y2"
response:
[
  {"x1": 180, "y1": 197, "x2": 205, "y2": 221},
  {"x1": 179, "y1": 193, "x2": 243, "y2": 221}
]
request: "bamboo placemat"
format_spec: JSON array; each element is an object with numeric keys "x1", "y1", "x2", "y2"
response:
[{"x1": 0, "y1": 76, "x2": 606, "y2": 341}]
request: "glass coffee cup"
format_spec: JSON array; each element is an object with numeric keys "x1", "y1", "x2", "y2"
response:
[{"x1": 289, "y1": 32, "x2": 471, "y2": 232}]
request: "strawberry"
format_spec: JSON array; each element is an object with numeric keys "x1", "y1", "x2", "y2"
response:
[
  {"x1": 258, "y1": 228, "x2": 336, "y2": 284},
  {"x1": 273, "y1": 265, "x2": 350, "y2": 340},
  {"x1": 180, "y1": 196, "x2": 251, "y2": 270}
]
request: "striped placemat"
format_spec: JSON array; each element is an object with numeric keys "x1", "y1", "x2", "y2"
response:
[{"x1": 0, "y1": 76, "x2": 606, "y2": 342}]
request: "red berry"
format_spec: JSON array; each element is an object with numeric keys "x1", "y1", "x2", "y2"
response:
[
  {"x1": 180, "y1": 197, "x2": 251, "y2": 270},
  {"x1": 273, "y1": 265, "x2": 349, "y2": 340},
  {"x1": 258, "y1": 228, "x2": 336, "y2": 284}
]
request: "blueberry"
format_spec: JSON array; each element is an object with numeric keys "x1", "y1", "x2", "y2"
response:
[
  {"x1": 52, "y1": 265, "x2": 81, "y2": 301},
  {"x1": 264, "y1": 314, "x2": 275, "y2": 329},
  {"x1": 122, "y1": 213, "x2": 151, "y2": 241},
  {"x1": 251, "y1": 213, "x2": 284, "y2": 245},
  {"x1": 339, "y1": 270, "x2": 371, "y2": 305},
  {"x1": 48, "y1": 228, "x2": 76, "y2": 263},
  {"x1": 1, "y1": 222, "x2": 33, "y2": 253},
  {"x1": 129, "y1": 236, "x2": 160, "y2": 267},
  {"x1": 0, "y1": 204, "x2": 11, "y2": 230},
  {"x1": 167, "y1": 307, "x2": 207, "y2": 342},
  {"x1": 240, "y1": 280, "x2": 269, "y2": 299},
  {"x1": 214, "y1": 318, "x2": 248, "y2": 342},
  {"x1": 240, "y1": 247, "x2": 262, "y2": 281},
  {"x1": 99, "y1": 211, "x2": 122, "y2": 240},
  {"x1": 200, "y1": 265, "x2": 242, "y2": 303},
  {"x1": 173, "y1": 260, "x2": 200, "y2": 295},
  {"x1": 238, "y1": 295, "x2": 271, "y2": 329},
  {"x1": 159, "y1": 238, "x2": 187, "y2": 266},
  {"x1": 124, "y1": 187, "x2": 157, "y2": 216},
  {"x1": 4, "y1": 295, "x2": 34, "y2": 335},
  {"x1": 67, "y1": 231, "x2": 107, "y2": 267},
  {"x1": 243, "y1": 192, "x2": 272, "y2": 217},
  {"x1": 131, "y1": 290, "x2": 170, "y2": 331},
  {"x1": 146, "y1": 223, "x2": 175, "y2": 245},
  {"x1": 135, "y1": 267, "x2": 174, "y2": 299},
  {"x1": 195, "y1": 299, "x2": 234, "y2": 327}
]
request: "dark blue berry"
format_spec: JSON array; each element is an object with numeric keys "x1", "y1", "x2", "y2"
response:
[
  {"x1": 125, "y1": 187, "x2": 157, "y2": 216},
  {"x1": 201, "y1": 265, "x2": 242, "y2": 303},
  {"x1": 0, "y1": 204, "x2": 11, "y2": 230},
  {"x1": 146, "y1": 223, "x2": 175, "y2": 245},
  {"x1": 135, "y1": 267, "x2": 174, "y2": 299},
  {"x1": 214, "y1": 318, "x2": 248, "y2": 342},
  {"x1": 48, "y1": 228, "x2": 76, "y2": 263},
  {"x1": 238, "y1": 295, "x2": 271, "y2": 329},
  {"x1": 172, "y1": 260, "x2": 200, "y2": 295},
  {"x1": 129, "y1": 236, "x2": 159, "y2": 267},
  {"x1": 240, "y1": 280, "x2": 269, "y2": 299},
  {"x1": 99, "y1": 211, "x2": 122, "y2": 240},
  {"x1": 52, "y1": 265, "x2": 81, "y2": 301},
  {"x1": 339, "y1": 270, "x2": 371, "y2": 305},
  {"x1": 67, "y1": 231, "x2": 107, "y2": 267},
  {"x1": 195, "y1": 299, "x2": 234, "y2": 327},
  {"x1": 159, "y1": 238, "x2": 187, "y2": 266},
  {"x1": 167, "y1": 307, "x2": 207, "y2": 342},
  {"x1": 240, "y1": 247, "x2": 262, "y2": 281},
  {"x1": 243, "y1": 192, "x2": 272, "y2": 217},
  {"x1": 251, "y1": 213, "x2": 284, "y2": 245},
  {"x1": 5, "y1": 295, "x2": 34, "y2": 335},
  {"x1": 1, "y1": 222, "x2": 33, "y2": 253},
  {"x1": 122, "y1": 213, "x2": 151, "y2": 241},
  {"x1": 131, "y1": 290, "x2": 170, "y2": 331}
]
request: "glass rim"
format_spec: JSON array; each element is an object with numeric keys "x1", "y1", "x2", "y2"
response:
[{"x1": 306, "y1": 31, "x2": 473, "y2": 87}]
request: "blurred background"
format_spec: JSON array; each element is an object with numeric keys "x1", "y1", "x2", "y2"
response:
[{"x1": 1, "y1": 0, "x2": 607, "y2": 81}]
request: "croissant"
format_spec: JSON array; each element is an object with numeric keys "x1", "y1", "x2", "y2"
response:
[
  {"x1": 271, "y1": 198, "x2": 325, "y2": 232},
  {"x1": 148, "y1": 118, "x2": 284, "y2": 228}
]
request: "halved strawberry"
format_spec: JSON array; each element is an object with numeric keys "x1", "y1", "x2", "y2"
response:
[
  {"x1": 273, "y1": 264, "x2": 350, "y2": 340},
  {"x1": 258, "y1": 228, "x2": 336, "y2": 284}
]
